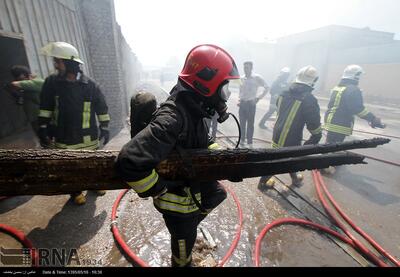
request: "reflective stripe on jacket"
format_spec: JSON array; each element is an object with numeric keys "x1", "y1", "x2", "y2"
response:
[
  {"x1": 272, "y1": 83, "x2": 322, "y2": 148},
  {"x1": 324, "y1": 79, "x2": 375, "y2": 136},
  {"x1": 38, "y1": 74, "x2": 110, "y2": 149}
]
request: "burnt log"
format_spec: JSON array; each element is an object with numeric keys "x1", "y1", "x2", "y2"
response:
[{"x1": 0, "y1": 138, "x2": 389, "y2": 196}]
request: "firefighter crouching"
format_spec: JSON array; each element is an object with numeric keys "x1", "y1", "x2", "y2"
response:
[
  {"x1": 115, "y1": 44, "x2": 240, "y2": 267},
  {"x1": 38, "y1": 42, "x2": 111, "y2": 205}
]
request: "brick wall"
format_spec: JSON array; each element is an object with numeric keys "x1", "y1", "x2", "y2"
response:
[{"x1": 79, "y1": 0, "x2": 127, "y2": 137}]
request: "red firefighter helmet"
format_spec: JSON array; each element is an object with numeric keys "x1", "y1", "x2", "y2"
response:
[{"x1": 179, "y1": 44, "x2": 240, "y2": 97}]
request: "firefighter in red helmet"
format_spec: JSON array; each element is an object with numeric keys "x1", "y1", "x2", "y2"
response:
[{"x1": 115, "y1": 44, "x2": 240, "y2": 267}]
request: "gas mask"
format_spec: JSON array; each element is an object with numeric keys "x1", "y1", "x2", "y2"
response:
[{"x1": 204, "y1": 82, "x2": 231, "y2": 123}]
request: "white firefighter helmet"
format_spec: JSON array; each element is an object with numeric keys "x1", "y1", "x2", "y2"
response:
[
  {"x1": 294, "y1": 66, "x2": 319, "y2": 88},
  {"x1": 280, "y1": 67, "x2": 291, "y2": 74},
  {"x1": 279, "y1": 67, "x2": 291, "y2": 78},
  {"x1": 342, "y1": 65, "x2": 364, "y2": 81},
  {"x1": 40, "y1": 42, "x2": 84, "y2": 64}
]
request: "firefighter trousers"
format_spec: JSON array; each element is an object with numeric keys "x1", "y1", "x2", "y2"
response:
[
  {"x1": 326, "y1": 131, "x2": 346, "y2": 144},
  {"x1": 163, "y1": 213, "x2": 207, "y2": 267}
]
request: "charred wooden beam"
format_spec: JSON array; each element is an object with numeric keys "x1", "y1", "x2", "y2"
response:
[{"x1": 0, "y1": 138, "x2": 389, "y2": 196}]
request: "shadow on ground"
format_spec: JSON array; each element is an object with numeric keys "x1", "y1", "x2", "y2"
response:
[
  {"x1": 27, "y1": 192, "x2": 107, "y2": 266},
  {"x1": 323, "y1": 166, "x2": 400, "y2": 206}
]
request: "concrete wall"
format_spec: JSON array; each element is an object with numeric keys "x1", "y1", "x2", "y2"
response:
[
  {"x1": 227, "y1": 25, "x2": 397, "y2": 89},
  {"x1": 277, "y1": 25, "x2": 394, "y2": 50},
  {"x1": 228, "y1": 25, "x2": 400, "y2": 104},
  {"x1": 330, "y1": 41, "x2": 400, "y2": 65},
  {"x1": 321, "y1": 41, "x2": 400, "y2": 103},
  {"x1": 117, "y1": 24, "x2": 142, "y2": 114}
]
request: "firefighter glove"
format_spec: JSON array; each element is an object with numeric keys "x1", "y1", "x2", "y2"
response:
[
  {"x1": 228, "y1": 176, "x2": 243, "y2": 183},
  {"x1": 100, "y1": 127, "x2": 110, "y2": 145},
  {"x1": 304, "y1": 133, "x2": 322, "y2": 146},
  {"x1": 38, "y1": 126, "x2": 49, "y2": 148}
]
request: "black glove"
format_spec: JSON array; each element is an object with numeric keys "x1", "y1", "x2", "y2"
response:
[
  {"x1": 370, "y1": 117, "x2": 386, "y2": 129},
  {"x1": 47, "y1": 124, "x2": 56, "y2": 141},
  {"x1": 304, "y1": 133, "x2": 322, "y2": 146},
  {"x1": 99, "y1": 127, "x2": 110, "y2": 145},
  {"x1": 38, "y1": 126, "x2": 49, "y2": 148},
  {"x1": 303, "y1": 140, "x2": 313, "y2": 146},
  {"x1": 228, "y1": 176, "x2": 243, "y2": 183}
]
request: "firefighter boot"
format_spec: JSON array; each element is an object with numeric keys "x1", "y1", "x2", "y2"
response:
[
  {"x1": 291, "y1": 173, "x2": 304, "y2": 188},
  {"x1": 258, "y1": 176, "x2": 274, "y2": 191},
  {"x1": 71, "y1": 192, "x2": 86, "y2": 205},
  {"x1": 321, "y1": 166, "x2": 336, "y2": 175},
  {"x1": 171, "y1": 255, "x2": 192, "y2": 267},
  {"x1": 96, "y1": 190, "x2": 106, "y2": 196}
]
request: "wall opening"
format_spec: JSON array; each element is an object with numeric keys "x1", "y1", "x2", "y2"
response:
[{"x1": 0, "y1": 35, "x2": 31, "y2": 140}]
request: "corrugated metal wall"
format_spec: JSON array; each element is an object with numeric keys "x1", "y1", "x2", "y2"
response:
[{"x1": 0, "y1": 0, "x2": 91, "y2": 77}]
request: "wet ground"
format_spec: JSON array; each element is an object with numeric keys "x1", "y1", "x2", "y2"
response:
[{"x1": 0, "y1": 82, "x2": 399, "y2": 267}]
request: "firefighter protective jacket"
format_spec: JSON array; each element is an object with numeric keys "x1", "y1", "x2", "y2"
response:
[
  {"x1": 115, "y1": 81, "x2": 226, "y2": 217},
  {"x1": 38, "y1": 74, "x2": 110, "y2": 149},
  {"x1": 272, "y1": 83, "x2": 322, "y2": 148},
  {"x1": 324, "y1": 79, "x2": 375, "y2": 136}
]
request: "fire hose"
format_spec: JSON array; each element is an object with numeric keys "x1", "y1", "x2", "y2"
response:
[
  {"x1": 111, "y1": 181, "x2": 243, "y2": 267},
  {"x1": 254, "y1": 170, "x2": 400, "y2": 267}
]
